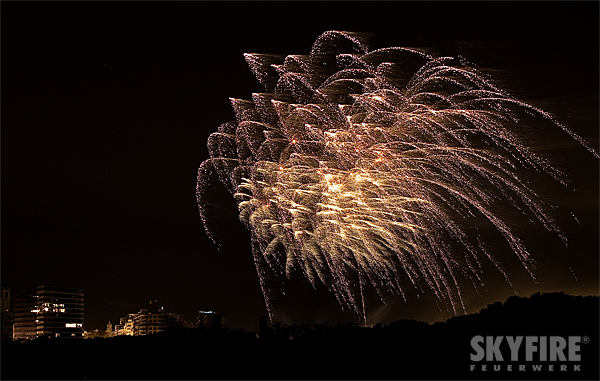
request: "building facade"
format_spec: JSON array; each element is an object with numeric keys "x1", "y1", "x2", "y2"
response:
[
  {"x1": 1, "y1": 284, "x2": 13, "y2": 340},
  {"x1": 35, "y1": 285, "x2": 84, "y2": 338},
  {"x1": 114, "y1": 300, "x2": 192, "y2": 336},
  {"x1": 13, "y1": 285, "x2": 84, "y2": 341},
  {"x1": 13, "y1": 295, "x2": 38, "y2": 341},
  {"x1": 115, "y1": 313, "x2": 137, "y2": 336},
  {"x1": 105, "y1": 322, "x2": 114, "y2": 338},
  {"x1": 197, "y1": 311, "x2": 221, "y2": 328}
]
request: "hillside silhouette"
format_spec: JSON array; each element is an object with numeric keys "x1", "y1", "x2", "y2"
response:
[{"x1": 2, "y1": 292, "x2": 598, "y2": 380}]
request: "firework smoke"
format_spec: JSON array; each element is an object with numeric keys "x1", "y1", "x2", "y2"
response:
[{"x1": 197, "y1": 31, "x2": 598, "y2": 321}]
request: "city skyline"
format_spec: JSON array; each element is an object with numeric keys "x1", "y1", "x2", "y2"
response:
[
  {"x1": 5, "y1": 283, "x2": 223, "y2": 340},
  {"x1": 2, "y1": 1, "x2": 598, "y2": 332}
]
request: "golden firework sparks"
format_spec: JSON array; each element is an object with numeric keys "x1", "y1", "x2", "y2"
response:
[{"x1": 197, "y1": 31, "x2": 598, "y2": 321}]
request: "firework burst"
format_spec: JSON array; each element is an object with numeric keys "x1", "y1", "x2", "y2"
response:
[{"x1": 197, "y1": 31, "x2": 598, "y2": 320}]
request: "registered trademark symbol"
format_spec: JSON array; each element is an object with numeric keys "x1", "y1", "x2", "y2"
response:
[{"x1": 582, "y1": 336, "x2": 590, "y2": 344}]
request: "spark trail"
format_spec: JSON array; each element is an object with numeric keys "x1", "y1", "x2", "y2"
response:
[{"x1": 196, "y1": 31, "x2": 598, "y2": 321}]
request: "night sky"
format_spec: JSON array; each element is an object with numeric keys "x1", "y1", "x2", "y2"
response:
[{"x1": 2, "y1": 1, "x2": 598, "y2": 331}]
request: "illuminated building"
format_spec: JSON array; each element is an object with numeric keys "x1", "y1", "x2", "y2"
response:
[
  {"x1": 115, "y1": 313, "x2": 137, "y2": 336},
  {"x1": 114, "y1": 300, "x2": 192, "y2": 336},
  {"x1": 197, "y1": 311, "x2": 221, "y2": 328},
  {"x1": 82, "y1": 322, "x2": 114, "y2": 339},
  {"x1": 105, "y1": 321, "x2": 114, "y2": 338},
  {"x1": 1, "y1": 284, "x2": 13, "y2": 340},
  {"x1": 12, "y1": 285, "x2": 84, "y2": 340},
  {"x1": 35, "y1": 285, "x2": 84, "y2": 338},
  {"x1": 13, "y1": 295, "x2": 38, "y2": 341},
  {"x1": 82, "y1": 329, "x2": 103, "y2": 339}
]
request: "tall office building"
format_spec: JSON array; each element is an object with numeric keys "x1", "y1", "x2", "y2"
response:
[
  {"x1": 36, "y1": 285, "x2": 84, "y2": 338},
  {"x1": 13, "y1": 285, "x2": 84, "y2": 340},
  {"x1": 1, "y1": 284, "x2": 13, "y2": 340}
]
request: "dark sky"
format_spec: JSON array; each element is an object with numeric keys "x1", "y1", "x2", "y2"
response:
[{"x1": 2, "y1": 1, "x2": 598, "y2": 331}]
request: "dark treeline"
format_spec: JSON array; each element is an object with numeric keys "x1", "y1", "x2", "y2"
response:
[{"x1": 2, "y1": 292, "x2": 598, "y2": 380}]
